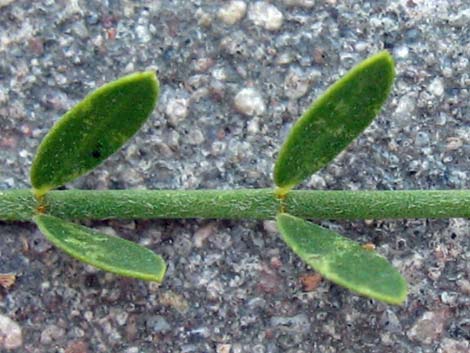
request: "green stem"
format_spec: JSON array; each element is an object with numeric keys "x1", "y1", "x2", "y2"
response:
[{"x1": 1, "y1": 189, "x2": 470, "y2": 222}]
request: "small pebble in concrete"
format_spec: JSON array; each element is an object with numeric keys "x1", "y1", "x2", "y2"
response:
[
  {"x1": 0, "y1": 0, "x2": 15, "y2": 9},
  {"x1": 65, "y1": 340, "x2": 89, "y2": 353},
  {"x1": 195, "y1": 8, "x2": 212, "y2": 27},
  {"x1": 135, "y1": 24, "x2": 151, "y2": 43},
  {"x1": 0, "y1": 273, "x2": 16, "y2": 289},
  {"x1": 147, "y1": 315, "x2": 171, "y2": 333},
  {"x1": 283, "y1": 0, "x2": 315, "y2": 8},
  {"x1": 262, "y1": 220, "x2": 278, "y2": 234},
  {"x1": 415, "y1": 131, "x2": 430, "y2": 147},
  {"x1": 446, "y1": 137, "x2": 463, "y2": 151},
  {"x1": 407, "y1": 310, "x2": 449, "y2": 344},
  {"x1": 218, "y1": 1, "x2": 247, "y2": 25},
  {"x1": 248, "y1": 2, "x2": 283, "y2": 31},
  {"x1": 394, "y1": 45, "x2": 409, "y2": 59},
  {"x1": 187, "y1": 128, "x2": 205, "y2": 145},
  {"x1": 284, "y1": 70, "x2": 310, "y2": 99},
  {"x1": 0, "y1": 314, "x2": 23, "y2": 350},
  {"x1": 40, "y1": 324, "x2": 66, "y2": 344},
  {"x1": 449, "y1": 8, "x2": 470, "y2": 27},
  {"x1": 270, "y1": 314, "x2": 311, "y2": 334},
  {"x1": 216, "y1": 343, "x2": 232, "y2": 353},
  {"x1": 165, "y1": 98, "x2": 190, "y2": 125},
  {"x1": 428, "y1": 77, "x2": 445, "y2": 96},
  {"x1": 439, "y1": 337, "x2": 469, "y2": 353},
  {"x1": 234, "y1": 87, "x2": 265, "y2": 116},
  {"x1": 194, "y1": 224, "x2": 215, "y2": 248},
  {"x1": 299, "y1": 273, "x2": 322, "y2": 292}
]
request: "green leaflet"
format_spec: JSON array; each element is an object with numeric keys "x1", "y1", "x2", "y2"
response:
[
  {"x1": 34, "y1": 214, "x2": 166, "y2": 282},
  {"x1": 30, "y1": 72, "x2": 159, "y2": 196},
  {"x1": 276, "y1": 213, "x2": 407, "y2": 305},
  {"x1": 274, "y1": 51, "x2": 395, "y2": 191}
]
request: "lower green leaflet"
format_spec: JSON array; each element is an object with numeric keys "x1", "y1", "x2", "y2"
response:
[
  {"x1": 276, "y1": 213, "x2": 407, "y2": 305},
  {"x1": 34, "y1": 214, "x2": 166, "y2": 282}
]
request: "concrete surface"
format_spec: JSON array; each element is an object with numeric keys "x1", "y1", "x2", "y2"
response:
[{"x1": 1, "y1": 1, "x2": 469, "y2": 352}]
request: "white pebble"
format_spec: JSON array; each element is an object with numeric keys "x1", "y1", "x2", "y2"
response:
[
  {"x1": 283, "y1": 0, "x2": 315, "y2": 8},
  {"x1": 218, "y1": 1, "x2": 247, "y2": 25},
  {"x1": 440, "y1": 338, "x2": 469, "y2": 353},
  {"x1": 442, "y1": 67, "x2": 453, "y2": 78},
  {"x1": 436, "y1": 112, "x2": 447, "y2": 125},
  {"x1": 415, "y1": 131, "x2": 430, "y2": 147},
  {"x1": 247, "y1": 117, "x2": 260, "y2": 134},
  {"x1": 71, "y1": 20, "x2": 89, "y2": 39},
  {"x1": 408, "y1": 311, "x2": 446, "y2": 345},
  {"x1": 263, "y1": 220, "x2": 278, "y2": 234},
  {"x1": 18, "y1": 149, "x2": 30, "y2": 158},
  {"x1": 0, "y1": 0, "x2": 16, "y2": 9},
  {"x1": 165, "y1": 98, "x2": 190, "y2": 125},
  {"x1": 276, "y1": 52, "x2": 294, "y2": 65},
  {"x1": 0, "y1": 315, "x2": 23, "y2": 349},
  {"x1": 217, "y1": 343, "x2": 232, "y2": 353},
  {"x1": 395, "y1": 94, "x2": 416, "y2": 117},
  {"x1": 211, "y1": 141, "x2": 226, "y2": 155},
  {"x1": 449, "y1": 8, "x2": 470, "y2": 27},
  {"x1": 248, "y1": 2, "x2": 283, "y2": 31},
  {"x1": 115, "y1": 310, "x2": 129, "y2": 326},
  {"x1": 394, "y1": 45, "x2": 409, "y2": 59},
  {"x1": 234, "y1": 88, "x2": 266, "y2": 116},
  {"x1": 354, "y1": 41, "x2": 368, "y2": 52},
  {"x1": 124, "y1": 62, "x2": 135, "y2": 73},
  {"x1": 309, "y1": 174, "x2": 327, "y2": 189},
  {"x1": 428, "y1": 77, "x2": 445, "y2": 96},
  {"x1": 187, "y1": 128, "x2": 205, "y2": 145},
  {"x1": 284, "y1": 70, "x2": 309, "y2": 99},
  {"x1": 195, "y1": 8, "x2": 212, "y2": 27},
  {"x1": 124, "y1": 348, "x2": 140, "y2": 353},
  {"x1": 40, "y1": 325, "x2": 65, "y2": 344},
  {"x1": 135, "y1": 24, "x2": 151, "y2": 43},
  {"x1": 194, "y1": 224, "x2": 215, "y2": 248},
  {"x1": 446, "y1": 137, "x2": 463, "y2": 151}
]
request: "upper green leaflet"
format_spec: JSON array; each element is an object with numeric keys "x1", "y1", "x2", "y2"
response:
[
  {"x1": 276, "y1": 213, "x2": 407, "y2": 305},
  {"x1": 274, "y1": 51, "x2": 395, "y2": 191},
  {"x1": 34, "y1": 214, "x2": 166, "y2": 282},
  {"x1": 31, "y1": 72, "x2": 159, "y2": 196}
]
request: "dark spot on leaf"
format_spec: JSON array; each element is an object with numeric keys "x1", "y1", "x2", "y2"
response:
[{"x1": 91, "y1": 142, "x2": 103, "y2": 159}]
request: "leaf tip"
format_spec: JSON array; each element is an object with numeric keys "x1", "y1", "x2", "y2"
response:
[
  {"x1": 370, "y1": 50, "x2": 395, "y2": 78},
  {"x1": 390, "y1": 277, "x2": 408, "y2": 305},
  {"x1": 135, "y1": 70, "x2": 160, "y2": 99},
  {"x1": 148, "y1": 257, "x2": 167, "y2": 283}
]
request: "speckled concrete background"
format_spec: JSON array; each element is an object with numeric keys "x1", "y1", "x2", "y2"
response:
[{"x1": 1, "y1": 0, "x2": 469, "y2": 352}]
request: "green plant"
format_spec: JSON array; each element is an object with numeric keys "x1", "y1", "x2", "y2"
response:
[{"x1": 1, "y1": 51, "x2": 469, "y2": 305}]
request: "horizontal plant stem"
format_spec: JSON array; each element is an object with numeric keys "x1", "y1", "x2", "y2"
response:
[{"x1": 1, "y1": 189, "x2": 470, "y2": 222}]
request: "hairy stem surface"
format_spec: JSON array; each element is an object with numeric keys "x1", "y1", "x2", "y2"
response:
[{"x1": 1, "y1": 189, "x2": 470, "y2": 222}]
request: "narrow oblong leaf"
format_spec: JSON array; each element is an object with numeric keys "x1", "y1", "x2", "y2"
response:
[
  {"x1": 34, "y1": 214, "x2": 166, "y2": 282},
  {"x1": 276, "y1": 213, "x2": 407, "y2": 305},
  {"x1": 31, "y1": 71, "x2": 159, "y2": 196},
  {"x1": 274, "y1": 51, "x2": 395, "y2": 191}
]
